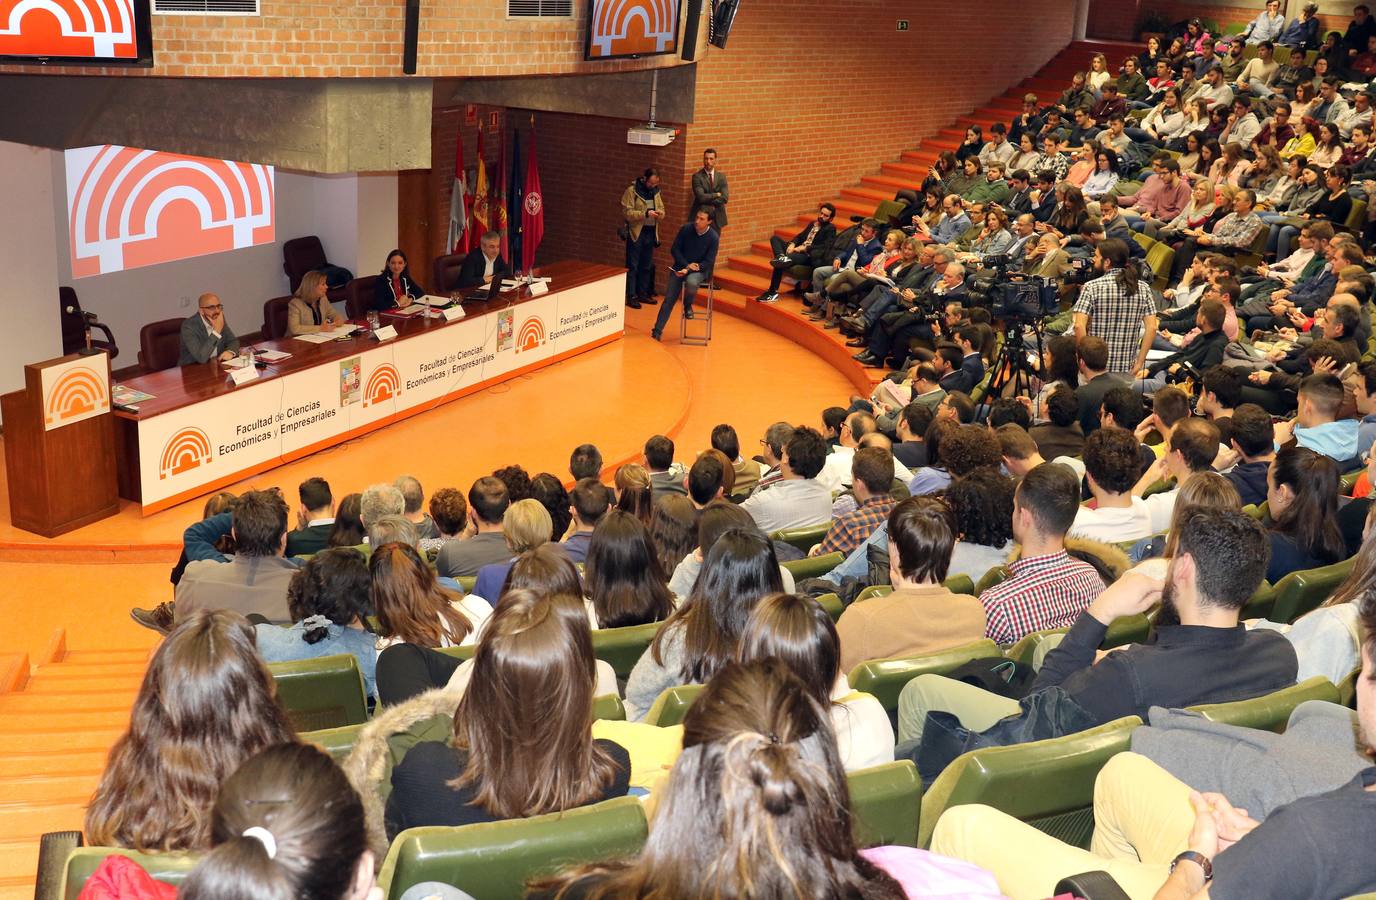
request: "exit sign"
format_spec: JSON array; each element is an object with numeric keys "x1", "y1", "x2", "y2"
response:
[{"x1": 896, "y1": 19, "x2": 909, "y2": 30}]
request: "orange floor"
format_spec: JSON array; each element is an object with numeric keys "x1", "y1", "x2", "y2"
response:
[{"x1": 0, "y1": 304, "x2": 854, "y2": 660}]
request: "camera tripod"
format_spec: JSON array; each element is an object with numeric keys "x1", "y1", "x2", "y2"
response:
[{"x1": 977, "y1": 316, "x2": 1046, "y2": 419}]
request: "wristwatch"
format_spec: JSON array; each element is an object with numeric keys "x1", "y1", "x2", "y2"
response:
[{"x1": 1170, "y1": 850, "x2": 1213, "y2": 883}]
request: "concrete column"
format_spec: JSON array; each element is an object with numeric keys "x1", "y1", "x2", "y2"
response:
[{"x1": 1074, "y1": 0, "x2": 1090, "y2": 40}]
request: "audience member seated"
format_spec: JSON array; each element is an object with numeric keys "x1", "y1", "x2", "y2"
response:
[
  {"x1": 686, "y1": 449, "x2": 736, "y2": 509},
  {"x1": 176, "y1": 743, "x2": 383, "y2": 900},
  {"x1": 898, "y1": 507, "x2": 1297, "y2": 751},
  {"x1": 1133, "y1": 417, "x2": 1223, "y2": 533},
  {"x1": 85, "y1": 610, "x2": 296, "y2": 852},
  {"x1": 471, "y1": 499, "x2": 557, "y2": 602},
  {"x1": 285, "y1": 477, "x2": 335, "y2": 557},
  {"x1": 1132, "y1": 298, "x2": 1231, "y2": 394},
  {"x1": 535, "y1": 660, "x2": 1002, "y2": 899},
  {"x1": 932, "y1": 586, "x2": 1376, "y2": 900},
  {"x1": 1029, "y1": 384, "x2": 1086, "y2": 460},
  {"x1": 1224, "y1": 403, "x2": 1277, "y2": 506},
  {"x1": 648, "y1": 494, "x2": 697, "y2": 581},
  {"x1": 626, "y1": 528, "x2": 783, "y2": 720},
  {"x1": 910, "y1": 421, "x2": 1002, "y2": 497},
  {"x1": 383, "y1": 588, "x2": 631, "y2": 837},
  {"x1": 133, "y1": 489, "x2": 299, "y2": 632},
  {"x1": 1264, "y1": 445, "x2": 1346, "y2": 583},
  {"x1": 358, "y1": 482, "x2": 406, "y2": 537},
  {"x1": 560, "y1": 477, "x2": 608, "y2": 564},
  {"x1": 436, "y1": 476, "x2": 511, "y2": 578},
  {"x1": 327, "y1": 492, "x2": 365, "y2": 548},
  {"x1": 1132, "y1": 470, "x2": 1241, "y2": 567},
  {"x1": 812, "y1": 446, "x2": 896, "y2": 558},
  {"x1": 286, "y1": 270, "x2": 345, "y2": 335},
  {"x1": 254, "y1": 548, "x2": 378, "y2": 698},
  {"x1": 1071, "y1": 427, "x2": 1154, "y2": 542},
  {"x1": 584, "y1": 509, "x2": 673, "y2": 629},
  {"x1": 739, "y1": 425, "x2": 832, "y2": 533},
  {"x1": 613, "y1": 462, "x2": 655, "y2": 525},
  {"x1": 738, "y1": 593, "x2": 894, "y2": 771},
  {"x1": 179, "y1": 292, "x2": 240, "y2": 365},
  {"x1": 979, "y1": 462, "x2": 1107, "y2": 645},
  {"x1": 834, "y1": 496, "x2": 986, "y2": 675},
  {"x1": 372, "y1": 542, "x2": 488, "y2": 650},
  {"x1": 424, "y1": 486, "x2": 468, "y2": 557},
  {"x1": 945, "y1": 467, "x2": 1016, "y2": 582},
  {"x1": 393, "y1": 474, "x2": 440, "y2": 541},
  {"x1": 667, "y1": 500, "x2": 796, "y2": 601},
  {"x1": 1279, "y1": 372, "x2": 1361, "y2": 464}
]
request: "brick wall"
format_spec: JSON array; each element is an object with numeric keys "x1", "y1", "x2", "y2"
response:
[
  {"x1": 1089, "y1": 0, "x2": 1141, "y2": 40},
  {"x1": 0, "y1": 0, "x2": 695, "y2": 78},
  {"x1": 678, "y1": 0, "x2": 1077, "y2": 259}
]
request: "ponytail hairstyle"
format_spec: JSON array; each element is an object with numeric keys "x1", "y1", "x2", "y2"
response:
[
  {"x1": 180, "y1": 743, "x2": 370, "y2": 900},
  {"x1": 1098, "y1": 238, "x2": 1141, "y2": 296},
  {"x1": 531, "y1": 659, "x2": 905, "y2": 899},
  {"x1": 285, "y1": 548, "x2": 371, "y2": 644},
  {"x1": 1269, "y1": 446, "x2": 1345, "y2": 566},
  {"x1": 614, "y1": 463, "x2": 654, "y2": 527}
]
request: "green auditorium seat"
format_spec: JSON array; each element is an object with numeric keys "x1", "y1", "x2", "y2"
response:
[
  {"x1": 918, "y1": 716, "x2": 1142, "y2": 849},
  {"x1": 1004, "y1": 626, "x2": 1068, "y2": 666},
  {"x1": 1189, "y1": 675, "x2": 1340, "y2": 733},
  {"x1": 1340, "y1": 665, "x2": 1361, "y2": 709},
  {"x1": 267, "y1": 653, "x2": 368, "y2": 732},
  {"x1": 771, "y1": 521, "x2": 831, "y2": 553},
  {"x1": 61, "y1": 846, "x2": 202, "y2": 899},
  {"x1": 816, "y1": 592, "x2": 845, "y2": 621},
  {"x1": 641, "y1": 684, "x2": 705, "y2": 727},
  {"x1": 377, "y1": 796, "x2": 648, "y2": 900},
  {"x1": 1341, "y1": 468, "x2": 1363, "y2": 494},
  {"x1": 592, "y1": 621, "x2": 663, "y2": 680},
  {"x1": 855, "y1": 584, "x2": 892, "y2": 603},
  {"x1": 847, "y1": 760, "x2": 923, "y2": 848},
  {"x1": 975, "y1": 564, "x2": 1010, "y2": 594},
  {"x1": 1269, "y1": 557, "x2": 1356, "y2": 624},
  {"x1": 781, "y1": 551, "x2": 844, "y2": 580},
  {"x1": 848, "y1": 639, "x2": 1002, "y2": 716},
  {"x1": 1238, "y1": 581, "x2": 1277, "y2": 621}
]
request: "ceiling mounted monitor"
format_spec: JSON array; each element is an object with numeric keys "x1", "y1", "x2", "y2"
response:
[
  {"x1": 0, "y1": 0, "x2": 154, "y2": 66},
  {"x1": 585, "y1": 0, "x2": 680, "y2": 61}
]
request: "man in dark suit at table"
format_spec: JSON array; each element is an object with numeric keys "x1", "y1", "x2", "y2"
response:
[
  {"x1": 455, "y1": 230, "x2": 510, "y2": 289},
  {"x1": 179, "y1": 292, "x2": 239, "y2": 365},
  {"x1": 691, "y1": 148, "x2": 729, "y2": 231},
  {"x1": 286, "y1": 476, "x2": 334, "y2": 557}
]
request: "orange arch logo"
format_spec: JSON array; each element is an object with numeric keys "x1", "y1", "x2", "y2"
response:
[
  {"x1": 0, "y1": 0, "x2": 139, "y2": 60},
  {"x1": 588, "y1": 0, "x2": 678, "y2": 58},
  {"x1": 364, "y1": 364, "x2": 401, "y2": 407},
  {"x1": 160, "y1": 427, "x2": 212, "y2": 479},
  {"x1": 44, "y1": 366, "x2": 107, "y2": 426},
  {"x1": 517, "y1": 316, "x2": 546, "y2": 353}
]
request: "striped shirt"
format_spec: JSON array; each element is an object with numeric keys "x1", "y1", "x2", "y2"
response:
[{"x1": 979, "y1": 550, "x2": 1106, "y2": 645}]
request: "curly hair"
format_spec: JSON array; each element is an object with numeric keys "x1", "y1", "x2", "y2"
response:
[
  {"x1": 492, "y1": 464, "x2": 533, "y2": 502},
  {"x1": 938, "y1": 424, "x2": 1004, "y2": 477},
  {"x1": 944, "y1": 468, "x2": 1016, "y2": 548},
  {"x1": 1084, "y1": 426, "x2": 1145, "y2": 494}
]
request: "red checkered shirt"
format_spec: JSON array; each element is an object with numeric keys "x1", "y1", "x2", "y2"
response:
[
  {"x1": 817, "y1": 495, "x2": 896, "y2": 557},
  {"x1": 979, "y1": 550, "x2": 1106, "y2": 645}
]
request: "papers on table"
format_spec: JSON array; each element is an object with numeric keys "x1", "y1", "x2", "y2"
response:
[
  {"x1": 1144, "y1": 349, "x2": 1175, "y2": 362},
  {"x1": 254, "y1": 349, "x2": 293, "y2": 362},
  {"x1": 382, "y1": 304, "x2": 427, "y2": 318},
  {"x1": 293, "y1": 324, "x2": 359, "y2": 344},
  {"x1": 415, "y1": 295, "x2": 454, "y2": 307}
]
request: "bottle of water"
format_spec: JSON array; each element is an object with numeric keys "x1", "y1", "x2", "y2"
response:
[{"x1": 368, "y1": 310, "x2": 380, "y2": 332}]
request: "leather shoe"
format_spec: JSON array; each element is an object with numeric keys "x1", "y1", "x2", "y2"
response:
[
  {"x1": 846, "y1": 337, "x2": 867, "y2": 347},
  {"x1": 641, "y1": 295, "x2": 660, "y2": 305},
  {"x1": 131, "y1": 602, "x2": 176, "y2": 634},
  {"x1": 853, "y1": 352, "x2": 881, "y2": 365},
  {"x1": 823, "y1": 319, "x2": 841, "y2": 329},
  {"x1": 626, "y1": 298, "x2": 642, "y2": 309},
  {"x1": 650, "y1": 330, "x2": 662, "y2": 341},
  {"x1": 685, "y1": 308, "x2": 695, "y2": 320}
]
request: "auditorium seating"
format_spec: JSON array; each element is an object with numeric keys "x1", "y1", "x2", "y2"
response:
[
  {"x1": 345, "y1": 275, "x2": 379, "y2": 319},
  {"x1": 136, "y1": 318, "x2": 185, "y2": 372},
  {"x1": 266, "y1": 654, "x2": 369, "y2": 732},
  {"x1": 848, "y1": 639, "x2": 1002, "y2": 717},
  {"x1": 1269, "y1": 557, "x2": 1357, "y2": 624},
  {"x1": 1189, "y1": 675, "x2": 1339, "y2": 733},
  {"x1": 641, "y1": 683, "x2": 704, "y2": 727},
  {"x1": 848, "y1": 760, "x2": 923, "y2": 848},
  {"x1": 433, "y1": 253, "x2": 464, "y2": 295},
  {"x1": 260, "y1": 295, "x2": 292, "y2": 340},
  {"x1": 281, "y1": 235, "x2": 331, "y2": 293}
]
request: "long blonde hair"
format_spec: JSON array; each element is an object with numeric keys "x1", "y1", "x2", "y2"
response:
[{"x1": 293, "y1": 270, "x2": 327, "y2": 304}]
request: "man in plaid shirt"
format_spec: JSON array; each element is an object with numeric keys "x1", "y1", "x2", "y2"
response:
[
  {"x1": 812, "y1": 447, "x2": 897, "y2": 557},
  {"x1": 979, "y1": 462, "x2": 1105, "y2": 645},
  {"x1": 1073, "y1": 239, "x2": 1160, "y2": 375}
]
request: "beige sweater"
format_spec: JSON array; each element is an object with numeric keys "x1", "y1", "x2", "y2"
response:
[{"x1": 835, "y1": 584, "x2": 988, "y2": 675}]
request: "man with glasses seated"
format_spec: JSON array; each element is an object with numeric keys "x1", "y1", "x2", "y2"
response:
[{"x1": 179, "y1": 292, "x2": 240, "y2": 365}]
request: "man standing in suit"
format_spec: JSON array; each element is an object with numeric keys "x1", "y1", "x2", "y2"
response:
[
  {"x1": 286, "y1": 477, "x2": 334, "y2": 557},
  {"x1": 179, "y1": 293, "x2": 239, "y2": 365},
  {"x1": 455, "y1": 230, "x2": 510, "y2": 289},
  {"x1": 692, "y1": 149, "x2": 729, "y2": 231},
  {"x1": 757, "y1": 203, "x2": 837, "y2": 303}
]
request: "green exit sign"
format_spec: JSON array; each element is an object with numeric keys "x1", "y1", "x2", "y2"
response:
[{"x1": 897, "y1": 19, "x2": 909, "y2": 30}]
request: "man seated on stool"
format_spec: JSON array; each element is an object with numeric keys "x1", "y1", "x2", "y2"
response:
[
  {"x1": 455, "y1": 230, "x2": 510, "y2": 289},
  {"x1": 180, "y1": 292, "x2": 239, "y2": 365},
  {"x1": 652, "y1": 210, "x2": 719, "y2": 341}
]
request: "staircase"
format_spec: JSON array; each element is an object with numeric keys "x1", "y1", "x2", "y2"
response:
[
  {"x1": 711, "y1": 39, "x2": 1142, "y2": 359},
  {"x1": 0, "y1": 632, "x2": 147, "y2": 898}
]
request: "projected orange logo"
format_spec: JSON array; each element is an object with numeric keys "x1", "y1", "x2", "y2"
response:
[
  {"x1": 364, "y1": 364, "x2": 401, "y2": 407},
  {"x1": 65, "y1": 145, "x2": 275, "y2": 279},
  {"x1": 160, "y1": 427, "x2": 212, "y2": 479},
  {"x1": 588, "y1": 0, "x2": 678, "y2": 58},
  {"x1": 517, "y1": 316, "x2": 547, "y2": 353},
  {"x1": 43, "y1": 366, "x2": 107, "y2": 426},
  {"x1": 0, "y1": 0, "x2": 139, "y2": 59}
]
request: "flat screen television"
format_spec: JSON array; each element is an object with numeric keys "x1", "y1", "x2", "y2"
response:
[
  {"x1": 709, "y1": 0, "x2": 739, "y2": 49},
  {"x1": 584, "y1": 0, "x2": 680, "y2": 61},
  {"x1": 0, "y1": 0, "x2": 154, "y2": 67}
]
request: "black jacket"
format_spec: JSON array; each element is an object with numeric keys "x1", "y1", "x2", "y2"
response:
[
  {"x1": 789, "y1": 219, "x2": 838, "y2": 267},
  {"x1": 456, "y1": 248, "x2": 510, "y2": 289},
  {"x1": 1147, "y1": 327, "x2": 1228, "y2": 376},
  {"x1": 372, "y1": 272, "x2": 425, "y2": 311}
]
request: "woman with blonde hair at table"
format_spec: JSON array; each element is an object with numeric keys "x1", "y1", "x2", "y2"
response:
[{"x1": 286, "y1": 270, "x2": 345, "y2": 336}]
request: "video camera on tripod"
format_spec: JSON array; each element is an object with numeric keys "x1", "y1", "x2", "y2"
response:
[{"x1": 992, "y1": 272, "x2": 1059, "y2": 320}]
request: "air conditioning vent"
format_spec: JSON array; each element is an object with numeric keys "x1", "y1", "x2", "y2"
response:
[
  {"x1": 153, "y1": 0, "x2": 259, "y2": 15},
  {"x1": 508, "y1": 0, "x2": 572, "y2": 17}
]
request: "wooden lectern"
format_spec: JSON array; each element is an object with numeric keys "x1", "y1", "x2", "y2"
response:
[{"x1": 1, "y1": 352, "x2": 119, "y2": 537}]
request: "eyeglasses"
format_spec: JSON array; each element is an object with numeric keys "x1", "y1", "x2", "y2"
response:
[{"x1": 200, "y1": 304, "x2": 223, "y2": 312}]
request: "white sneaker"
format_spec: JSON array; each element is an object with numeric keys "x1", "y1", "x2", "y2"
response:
[{"x1": 758, "y1": 293, "x2": 779, "y2": 304}]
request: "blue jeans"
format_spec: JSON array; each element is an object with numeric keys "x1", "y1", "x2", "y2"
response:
[
  {"x1": 652, "y1": 269, "x2": 705, "y2": 336},
  {"x1": 1131, "y1": 371, "x2": 1171, "y2": 394}
]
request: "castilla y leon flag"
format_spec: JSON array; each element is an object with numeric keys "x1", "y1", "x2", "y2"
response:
[
  {"x1": 447, "y1": 125, "x2": 469, "y2": 254},
  {"x1": 472, "y1": 129, "x2": 490, "y2": 237},
  {"x1": 522, "y1": 127, "x2": 544, "y2": 273}
]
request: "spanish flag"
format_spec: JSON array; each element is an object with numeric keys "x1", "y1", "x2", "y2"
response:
[{"x1": 472, "y1": 128, "x2": 490, "y2": 236}]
